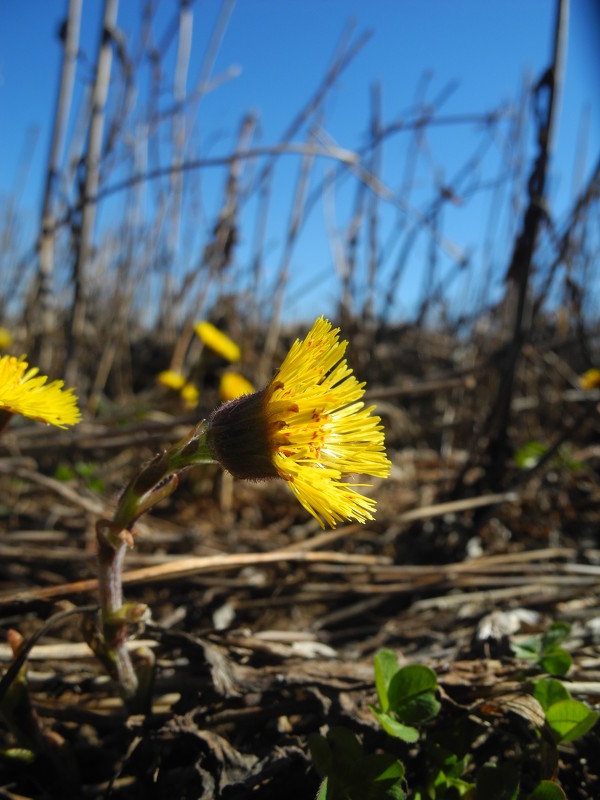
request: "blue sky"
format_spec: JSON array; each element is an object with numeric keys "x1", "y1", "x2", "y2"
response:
[{"x1": 1, "y1": 1, "x2": 598, "y2": 323}]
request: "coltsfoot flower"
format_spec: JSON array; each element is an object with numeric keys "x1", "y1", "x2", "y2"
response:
[
  {"x1": 580, "y1": 368, "x2": 600, "y2": 391},
  {"x1": 206, "y1": 317, "x2": 391, "y2": 528},
  {"x1": 0, "y1": 328, "x2": 13, "y2": 350},
  {"x1": 180, "y1": 382, "x2": 200, "y2": 408},
  {"x1": 0, "y1": 355, "x2": 81, "y2": 428},
  {"x1": 195, "y1": 321, "x2": 241, "y2": 362},
  {"x1": 157, "y1": 369, "x2": 186, "y2": 391},
  {"x1": 220, "y1": 371, "x2": 255, "y2": 402}
]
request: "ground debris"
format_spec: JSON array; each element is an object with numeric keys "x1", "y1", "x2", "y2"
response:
[{"x1": 1, "y1": 327, "x2": 599, "y2": 798}]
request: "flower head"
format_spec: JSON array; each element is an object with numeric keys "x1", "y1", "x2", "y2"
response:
[
  {"x1": 220, "y1": 371, "x2": 255, "y2": 402},
  {"x1": 157, "y1": 369, "x2": 186, "y2": 391},
  {"x1": 207, "y1": 317, "x2": 390, "y2": 528},
  {"x1": 580, "y1": 368, "x2": 600, "y2": 391},
  {"x1": 181, "y1": 382, "x2": 200, "y2": 408},
  {"x1": 0, "y1": 328, "x2": 13, "y2": 350},
  {"x1": 0, "y1": 355, "x2": 81, "y2": 428},
  {"x1": 195, "y1": 321, "x2": 241, "y2": 362}
]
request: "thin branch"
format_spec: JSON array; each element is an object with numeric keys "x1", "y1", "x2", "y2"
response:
[
  {"x1": 35, "y1": 0, "x2": 82, "y2": 371},
  {"x1": 483, "y1": 0, "x2": 569, "y2": 485},
  {"x1": 66, "y1": 0, "x2": 120, "y2": 387}
]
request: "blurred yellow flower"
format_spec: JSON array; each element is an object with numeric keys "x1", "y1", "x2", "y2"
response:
[
  {"x1": 0, "y1": 355, "x2": 81, "y2": 428},
  {"x1": 194, "y1": 321, "x2": 240, "y2": 362},
  {"x1": 0, "y1": 328, "x2": 13, "y2": 350},
  {"x1": 181, "y1": 382, "x2": 200, "y2": 408},
  {"x1": 220, "y1": 371, "x2": 255, "y2": 402},
  {"x1": 580, "y1": 368, "x2": 600, "y2": 391},
  {"x1": 207, "y1": 317, "x2": 391, "y2": 528},
  {"x1": 157, "y1": 370, "x2": 186, "y2": 391}
]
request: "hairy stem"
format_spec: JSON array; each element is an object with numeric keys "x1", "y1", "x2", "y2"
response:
[{"x1": 89, "y1": 420, "x2": 214, "y2": 710}]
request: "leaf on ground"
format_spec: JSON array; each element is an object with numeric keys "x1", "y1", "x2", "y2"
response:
[{"x1": 545, "y1": 699, "x2": 599, "y2": 743}]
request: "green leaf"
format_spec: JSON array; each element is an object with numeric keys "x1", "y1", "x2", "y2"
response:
[
  {"x1": 382, "y1": 788, "x2": 406, "y2": 800},
  {"x1": 1, "y1": 748, "x2": 36, "y2": 763},
  {"x1": 476, "y1": 763, "x2": 519, "y2": 800},
  {"x1": 54, "y1": 464, "x2": 75, "y2": 481},
  {"x1": 362, "y1": 752, "x2": 405, "y2": 785},
  {"x1": 402, "y1": 693, "x2": 442, "y2": 726},
  {"x1": 555, "y1": 445, "x2": 583, "y2": 471},
  {"x1": 309, "y1": 733, "x2": 332, "y2": 778},
  {"x1": 370, "y1": 707, "x2": 419, "y2": 743},
  {"x1": 311, "y1": 730, "x2": 406, "y2": 800},
  {"x1": 431, "y1": 764, "x2": 475, "y2": 797},
  {"x1": 526, "y1": 781, "x2": 567, "y2": 800},
  {"x1": 75, "y1": 461, "x2": 96, "y2": 478},
  {"x1": 315, "y1": 778, "x2": 328, "y2": 800},
  {"x1": 388, "y1": 664, "x2": 438, "y2": 708},
  {"x1": 539, "y1": 648, "x2": 571, "y2": 677},
  {"x1": 513, "y1": 623, "x2": 572, "y2": 674},
  {"x1": 446, "y1": 776, "x2": 476, "y2": 796},
  {"x1": 388, "y1": 665, "x2": 440, "y2": 725},
  {"x1": 515, "y1": 440, "x2": 547, "y2": 469},
  {"x1": 511, "y1": 636, "x2": 540, "y2": 661},
  {"x1": 545, "y1": 699, "x2": 599, "y2": 743},
  {"x1": 374, "y1": 649, "x2": 400, "y2": 712},
  {"x1": 532, "y1": 678, "x2": 570, "y2": 711},
  {"x1": 435, "y1": 751, "x2": 472, "y2": 782},
  {"x1": 375, "y1": 762, "x2": 405, "y2": 786},
  {"x1": 326, "y1": 726, "x2": 364, "y2": 763},
  {"x1": 541, "y1": 622, "x2": 571, "y2": 651}
]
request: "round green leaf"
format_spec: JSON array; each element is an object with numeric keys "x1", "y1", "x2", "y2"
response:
[
  {"x1": 545, "y1": 699, "x2": 599, "y2": 743},
  {"x1": 326, "y1": 726, "x2": 364, "y2": 761},
  {"x1": 388, "y1": 664, "x2": 437, "y2": 709},
  {"x1": 540, "y1": 648, "x2": 571, "y2": 677},
  {"x1": 541, "y1": 622, "x2": 571, "y2": 651},
  {"x1": 532, "y1": 678, "x2": 570, "y2": 711},
  {"x1": 374, "y1": 649, "x2": 400, "y2": 711},
  {"x1": 370, "y1": 707, "x2": 419, "y2": 743},
  {"x1": 398, "y1": 693, "x2": 441, "y2": 725},
  {"x1": 526, "y1": 780, "x2": 567, "y2": 800},
  {"x1": 362, "y1": 752, "x2": 405, "y2": 784},
  {"x1": 309, "y1": 733, "x2": 332, "y2": 778}
]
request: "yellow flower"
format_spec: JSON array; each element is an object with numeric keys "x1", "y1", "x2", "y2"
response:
[
  {"x1": 580, "y1": 368, "x2": 600, "y2": 391},
  {"x1": 207, "y1": 317, "x2": 391, "y2": 528},
  {"x1": 220, "y1": 371, "x2": 255, "y2": 402},
  {"x1": 0, "y1": 355, "x2": 81, "y2": 428},
  {"x1": 194, "y1": 321, "x2": 241, "y2": 362},
  {"x1": 181, "y1": 382, "x2": 200, "y2": 408},
  {"x1": 157, "y1": 370, "x2": 186, "y2": 391},
  {"x1": 0, "y1": 328, "x2": 13, "y2": 350}
]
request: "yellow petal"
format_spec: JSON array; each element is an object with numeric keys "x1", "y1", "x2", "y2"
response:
[
  {"x1": 181, "y1": 382, "x2": 200, "y2": 408},
  {"x1": 0, "y1": 355, "x2": 81, "y2": 428},
  {"x1": 194, "y1": 321, "x2": 241, "y2": 362},
  {"x1": 580, "y1": 368, "x2": 600, "y2": 391},
  {"x1": 157, "y1": 370, "x2": 186, "y2": 391},
  {"x1": 220, "y1": 371, "x2": 254, "y2": 402},
  {"x1": 0, "y1": 328, "x2": 13, "y2": 350}
]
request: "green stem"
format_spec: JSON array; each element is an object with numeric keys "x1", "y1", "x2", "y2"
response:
[{"x1": 89, "y1": 420, "x2": 215, "y2": 711}]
